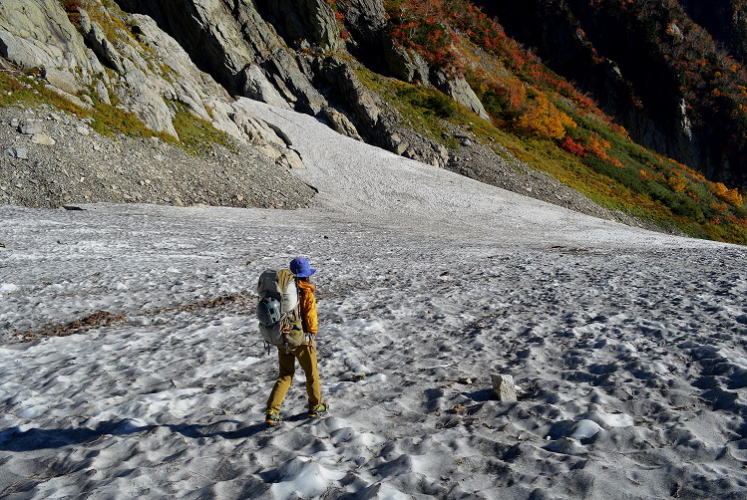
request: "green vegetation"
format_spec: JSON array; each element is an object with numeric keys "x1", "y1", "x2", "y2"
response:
[
  {"x1": 0, "y1": 71, "x2": 86, "y2": 116},
  {"x1": 0, "y1": 69, "x2": 234, "y2": 156},
  {"x1": 89, "y1": 101, "x2": 170, "y2": 141},
  {"x1": 171, "y1": 102, "x2": 237, "y2": 156},
  {"x1": 356, "y1": 64, "x2": 747, "y2": 244}
]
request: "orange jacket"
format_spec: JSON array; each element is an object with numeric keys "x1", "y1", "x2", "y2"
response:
[{"x1": 296, "y1": 280, "x2": 318, "y2": 335}]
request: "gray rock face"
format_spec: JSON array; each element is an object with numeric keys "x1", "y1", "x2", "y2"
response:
[
  {"x1": 254, "y1": 0, "x2": 342, "y2": 50},
  {"x1": 433, "y1": 71, "x2": 490, "y2": 120},
  {"x1": 338, "y1": 0, "x2": 389, "y2": 58},
  {"x1": 320, "y1": 58, "x2": 381, "y2": 130},
  {"x1": 114, "y1": 0, "x2": 465, "y2": 169},
  {"x1": 241, "y1": 65, "x2": 291, "y2": 109},
  {"x1": 262, "y1": 52, "x2": 328, "y2": 114},
  {"x1": 78, "y1": 10, "x2": 126, "y2": 73},
  {"x1": 384, "y1": 45, "x2": 430, "y2": 83},
  {"x1": 342, "y1": 0, "x2": 387, "y2": 33},
  {"x1": 491, "y1": 374, "x2": 518, "y2": 403},
  {"x1": 0, "y1": 0, "x2": 310, "y2": 177},
  {"x1": 116, "y1": 0, "x2": 329, "y2": 116},
  {"x1": 0, "y1": 0, "x2": 99, "y2": 79}
]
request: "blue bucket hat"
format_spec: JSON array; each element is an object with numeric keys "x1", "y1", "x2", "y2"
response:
[{"x1": 290, "y1": 257, "x2": 316, "y2": 277}]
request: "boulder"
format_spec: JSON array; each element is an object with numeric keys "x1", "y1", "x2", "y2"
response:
[
  {"x1": 31, "y1": 133, "x2": 56, "y2": 146},
  {"x1": 41, "y1": 68, "x2": 82, "y2": 95},
  {"x1": 4, "y1": 147, "x2": 28, "y2": 160},
  {"x1": 319, "y1": 106, "x2": 362, "y2": 140},
  {"x1": 491, "y1": 374, "x2": 518, "y2": 403},
  {"x1": 277, "y1": 151, "x2": 305, "y2": 170},
  {"x1": 433, "y1": 71, "x2": 490, "y2": 120},
  {"x1": 241, "y1": 64, "x2": 291, "y2": 109},
  {"x1": 18, "y1": 120, "x2": 43, "y2": 135}
]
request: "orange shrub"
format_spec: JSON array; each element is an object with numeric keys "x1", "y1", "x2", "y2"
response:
[
  {"x1": 725, "y1": 215, "x2": 747, "y2": 227},
  {"x1": 515, "y1": 92, "x2": 576, "y2": 139},
  {"x1": 710, "y1": 182, "x2": 744, "y2": 207},
  {"x1": 585, "y1": 134, "x2": 621, "y2": 167},
  {"x1": 667, "y1": 175, "x2": 687, "y2": 193}
]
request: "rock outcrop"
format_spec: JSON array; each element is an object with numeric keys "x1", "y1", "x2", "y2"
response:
[
  {"x1": 0, "y1": 0, "x2": 102, "y2": 78},
  {"x1": 113, "y1": 0, "x2": 480, "y2": 167},
  {"x1": 0, "y1": 0, "x2": 304, "y2": 169},
  {"x1": 254, "y1": 0, "x2": 343, "y2": 50},
  {"x1": 432, "y1": 71, "x2": 490, "y2": 121}
]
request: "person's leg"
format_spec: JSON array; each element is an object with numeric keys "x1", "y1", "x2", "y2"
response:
[
  {"x1": 296, "y1": 345, "x2": 323, "y2": 410},
  {"x1": 266, "y1": 348, "x2": 296, "y2": 414}
]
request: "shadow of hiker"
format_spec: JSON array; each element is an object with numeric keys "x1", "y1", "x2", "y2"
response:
[{"x1": 0, "y1": 419, "x2": 267, "y2": 452}]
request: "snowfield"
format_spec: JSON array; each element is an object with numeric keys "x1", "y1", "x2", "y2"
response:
[{"x1": 1, "y1": 99, "x2": 746, "y2": 499}]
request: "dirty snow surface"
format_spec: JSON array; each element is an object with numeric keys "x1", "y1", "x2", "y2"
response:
[{"x1": 1, "y1": 99, "x2": 747, "y2": 499}]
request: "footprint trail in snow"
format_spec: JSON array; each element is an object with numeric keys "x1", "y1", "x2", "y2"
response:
[{"x1": 1, "y1": 99, "x2": 746, "y2": 499}]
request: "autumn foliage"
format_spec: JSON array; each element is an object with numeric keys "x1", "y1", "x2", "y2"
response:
[
  {"x1": 515, "y1": 93, "x2": 576, "y2": 139},
  {"x1": 710, "y1": 181, "x2": 744, "y2": 207},
  {"x1": 367, "y1": 0, "x2": 747, "y2": 242},
  {"x1": 382, "y1": 0, "x2": 607, "y2": 140}
]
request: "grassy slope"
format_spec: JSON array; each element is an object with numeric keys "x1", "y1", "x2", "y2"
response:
[
  {"x1": 354, "y1": 0, "x2": 747, "y2": 245},
  {"x1": 0, "y1": 69, "x2": 235, "y2": 157},
  {"x1": 357, "y1": 65, "x2": 747, "y2": 244}
]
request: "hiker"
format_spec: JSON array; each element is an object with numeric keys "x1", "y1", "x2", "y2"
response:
[{"x1": 263, "y1": 257, "x2": 326, "y2": 425}]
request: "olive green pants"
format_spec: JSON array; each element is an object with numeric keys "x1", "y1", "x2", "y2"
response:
[{"x1": 266, "y1": 345, "x2": 323, "y2": 413}]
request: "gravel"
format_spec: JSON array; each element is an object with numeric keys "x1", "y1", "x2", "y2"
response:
[{"x1": 0, "y1": 105, "x2": 316, "y2": 209}]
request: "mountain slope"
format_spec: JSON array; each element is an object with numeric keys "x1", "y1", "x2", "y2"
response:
[
  {"x1": 0, "y1": 0, "x2": 745, "y2": 243},
  {"x1": 478, "y1": 0, "x2": 747, "y2": 187}
]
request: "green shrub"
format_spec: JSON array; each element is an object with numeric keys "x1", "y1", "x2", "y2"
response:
[{"x1": 171, "y1": 103, "x2": 235, "y2": 156}]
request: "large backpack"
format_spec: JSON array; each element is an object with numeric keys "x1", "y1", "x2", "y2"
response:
[{"x1": 256, "y1": 269, "x2": 306, "y2": 349}]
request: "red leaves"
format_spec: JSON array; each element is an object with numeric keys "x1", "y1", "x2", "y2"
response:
[
  {"x1": 560, "y1": 136, "x2": 588, "y2": 157},
  {"x1": 384, "y1": 0, "x2": 503, "y2": 70}
]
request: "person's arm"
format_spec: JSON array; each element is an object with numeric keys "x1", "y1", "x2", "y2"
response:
[{"x1": 302, "y1": 288, "x2": 318, "y2": 334}]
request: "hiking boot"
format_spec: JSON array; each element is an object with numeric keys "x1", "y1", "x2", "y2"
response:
[
  {"x1": 308, "y1": 403, "x2": 328, "y2": 419},
  {"x1": 265, "y1": 411, "x2": 281, "y2": 425}
]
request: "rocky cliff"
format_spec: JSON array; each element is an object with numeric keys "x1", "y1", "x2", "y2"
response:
[{"x1": 477, "y1": 0, "x2": 747, "y2": 188}]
